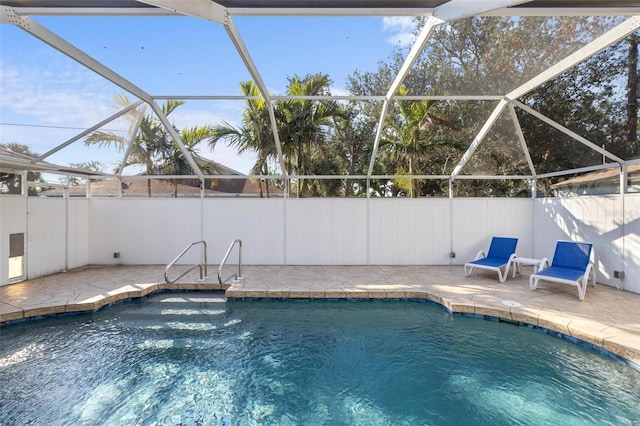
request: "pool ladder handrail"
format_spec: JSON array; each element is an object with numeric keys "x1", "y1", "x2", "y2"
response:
[
  {"x1": 218, "y1": 239, "x2": 243, "y2": 284},
  {"x1": 164, "y1": 240, "x2": 208, "y2": 284}
]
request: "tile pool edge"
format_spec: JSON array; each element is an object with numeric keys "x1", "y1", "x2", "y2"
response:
[
  {"x1": 2, "y1": 281, "x2": 639, "y2": 371},
  {"x1": 0, "y1": 281, "x2": 228, "y2": 325}
]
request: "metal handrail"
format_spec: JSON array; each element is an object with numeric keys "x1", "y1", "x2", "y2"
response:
[
  {"x1": 218, "y1": 239, "x2": 243, "y2": 284},
  {"x1": 164, "y1": 240, "x2": 208, "y2": 284}
]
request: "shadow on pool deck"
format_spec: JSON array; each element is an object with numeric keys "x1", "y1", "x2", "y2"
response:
[{"x1": 1, "y1": 264, "x2": 639, "y2": 367}]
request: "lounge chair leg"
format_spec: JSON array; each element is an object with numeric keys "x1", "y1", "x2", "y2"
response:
[
  {"x1": 578, "y1": 284, "x2": 586, "y2": 301},
  {"x1": 529, "y1": 277, "x2": 538, "y2": 291}
]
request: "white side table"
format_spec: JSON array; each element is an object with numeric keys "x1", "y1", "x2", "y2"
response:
[{"x1": 511, "y1": 257, "x2": 548, "y2": 277}]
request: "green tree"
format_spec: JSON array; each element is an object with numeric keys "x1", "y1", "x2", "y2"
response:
[
  {"x1": 381, "y1": 87, "x2": 453, "y2": 197},
  {"x1": 517, "y1": 32, "x2": 638, "y2": 194},
  {"x1": 355, "y1": 16, "x2": 629, "y2": 196},
  {"x1": 63, "y1": 161, "x2": 106, "y2": 186},
  {"x1": 0, "y1": 143, "x2": 45, "y2": 195},
  {"x1": 329, "y1": 105, "x2": 376, "y2": 197}
]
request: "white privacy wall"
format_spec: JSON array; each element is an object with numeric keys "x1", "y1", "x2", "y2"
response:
[
  {"x1": 623, "y1": 195, "x2": 640, "y2": 293},
  {"x1": 452, "y1": 198, "x2": 534, "y2": 263},
  {"x1": 203, "y1": 198, "x2": 285, "y2": 265},
  {"x1": 369, "y1": 198, "x2": 451, "y2": 265},
  {"x1": 89, "y1": 198, "x2": 202, "y2": 265},
  {"x1": 2, "y1": 194, "x2": 639, "y2": 294},
  {"x1": 68, "y1": 198, "x2": 90, "y2": 270},
  {"x1": 85, "y1": 197, "x2": 533, "y2": 266},
  {"x1": 533, "y1": 195, "x2": 639, "y2": 293},
  {"x1": 26, "y1": 197, "x2": 66, "y2": 278},
  {"x1": 287, "y1": 198, "x2": 367, "y2": 264},
  {"x1": 0, "y1": 196, "x2": 27, "y2": 283}
]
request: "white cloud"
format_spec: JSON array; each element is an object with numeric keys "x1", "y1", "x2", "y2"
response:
[
  {"x1": 382, "y1": 16, "x2": 416, "y2": 47},
  {"x1": 330, "y1": 86, "x2": 350, "y2": 97},
  {"x1": 0, "y1": 61, "x2": 117, "y2": 127}
]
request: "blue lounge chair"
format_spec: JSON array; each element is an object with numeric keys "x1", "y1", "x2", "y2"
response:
[
  {"x1": 464, "y1": 237, "x2": 518, "y2": 283},
  {"x1": 529, "y1": 241, "x2": 595, "y2": 301}
]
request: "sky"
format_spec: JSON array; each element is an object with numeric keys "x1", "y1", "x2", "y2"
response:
[{"x1": 0, "y1": 12, "x2": 417, "y2": 176}]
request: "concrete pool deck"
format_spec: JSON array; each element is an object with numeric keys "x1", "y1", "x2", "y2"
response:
[{"x1": 1, "y1": 264, "x2": 639, "y2": 367}]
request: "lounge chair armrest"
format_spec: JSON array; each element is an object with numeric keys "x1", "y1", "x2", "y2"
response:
[
  {"x1": 537, "y1": 258, "x2": 550, "y2": 272},
  {"x1": 586, "y1": 263, "x2": 596, "y2": 287},
  {"x1": 474, "y1": 250, "x2": 486, "y2": 260}
]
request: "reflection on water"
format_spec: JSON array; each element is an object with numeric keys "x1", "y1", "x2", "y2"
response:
[{"x1": 1, "y1": 293, "x2": 639, "y2": 425}]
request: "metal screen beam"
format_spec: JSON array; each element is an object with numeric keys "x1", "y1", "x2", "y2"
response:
[
  {"x1": 130, "y1": 0, "x2": 289, "y2": 178},
  {"x1": 136, "y1": 0, "x2": 226, "y2": 24},
  {"x1": 386, "y1": 16, "x2": 443, "y2": 99},
  {"x1": 507, "y1": 102, "x2": 536, "y2": 176},
  {"x1": 117, "y1": 104, "x2": 147, "y2": 177},
  {"x1": 451, "y1": 99, "x2": 508, "y2": 177},
  {"x1": 366, "y1": 100, "x2": 392, "y2": 190},
  {"x1": 433, "y1": 0, "x2": 532, "y2": 22},
  {"x1": 226, "y1": 8, "x2": 435, "y2": 17},
  {"x1": 223, "y1": 17, "x2": 288, "y2": 178},
  {"x1": 366, "y1": 16, "x2": 442, "y2": 181},
  {"x1": 368, "y1": 1, "x2": 532, "y2": 182},
  {"x1": 485, "y1": 8, "x2": 640, "y2": 17},
  {"x1": 508, "y1": 15, "x2": 640, "y2": 100},
  {"x1": 33, "y1": 101, "x2": 143, "y2": 163},
  {"x1": 148, "y1": 100, "x2": 205, "y2": 181},
  {"x1": 1, "y1": 6, "x2": 153, "y2": 104},
  {"x1": 11, "y1": 7, "x2": 175, "y2": 16},
  {"x1": 514, "y1": 100, "x2": 625, "y2": 164}
]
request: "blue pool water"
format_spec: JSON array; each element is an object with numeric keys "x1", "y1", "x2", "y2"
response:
[{"x1": 1, "y1": 293, "x2": 639, "y2": 425}]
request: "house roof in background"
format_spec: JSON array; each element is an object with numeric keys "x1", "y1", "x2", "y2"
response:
[{"x1": 552, "y1": 163, "x2": 640, "y2": 188}]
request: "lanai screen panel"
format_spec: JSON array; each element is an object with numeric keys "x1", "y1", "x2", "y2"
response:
[
  {"x1": 460, "y1": 107, "x2": 530, "y2": 177},
  {"x1": 0, "y1": 21, "x2": 132, "y2": 168},
  {"x1": 404, "y1": 16, "x2": 627, "y2": 97},
  {"x1": 233, "y1": 15, "x2": 397, "y2": 96},
  {"x1": 19, "y1": 14, "x2": 254, "y2": 95}
]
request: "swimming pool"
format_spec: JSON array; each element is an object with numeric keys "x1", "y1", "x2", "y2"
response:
[{"x1": 1, "y1": 293, "x2": 639, "y2": 425}]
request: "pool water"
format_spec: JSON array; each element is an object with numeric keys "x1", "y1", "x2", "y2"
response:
[{"x1": 1, "y1": 293, "x2": 639, "y2": 425}]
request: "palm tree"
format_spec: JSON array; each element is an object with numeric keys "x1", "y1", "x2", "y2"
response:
[
  {"x1": 211, "y1": 74, "x2": 348, "y2": 197},
  {"x1": 383, "y1": 86, "x2": 457, "y2": 197},
  {"x1": 86, "y1": 96, "x2": 212, "y2": 197},
  {"x1": 159, "y1": 126, "x2": 217, "y2": 197},
  {"x1": 209, "y1": 81, "x2": 276, "y2": 197},
  {"x1": 276, "y1": 73, "x2": 348, "y2": 196}
]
